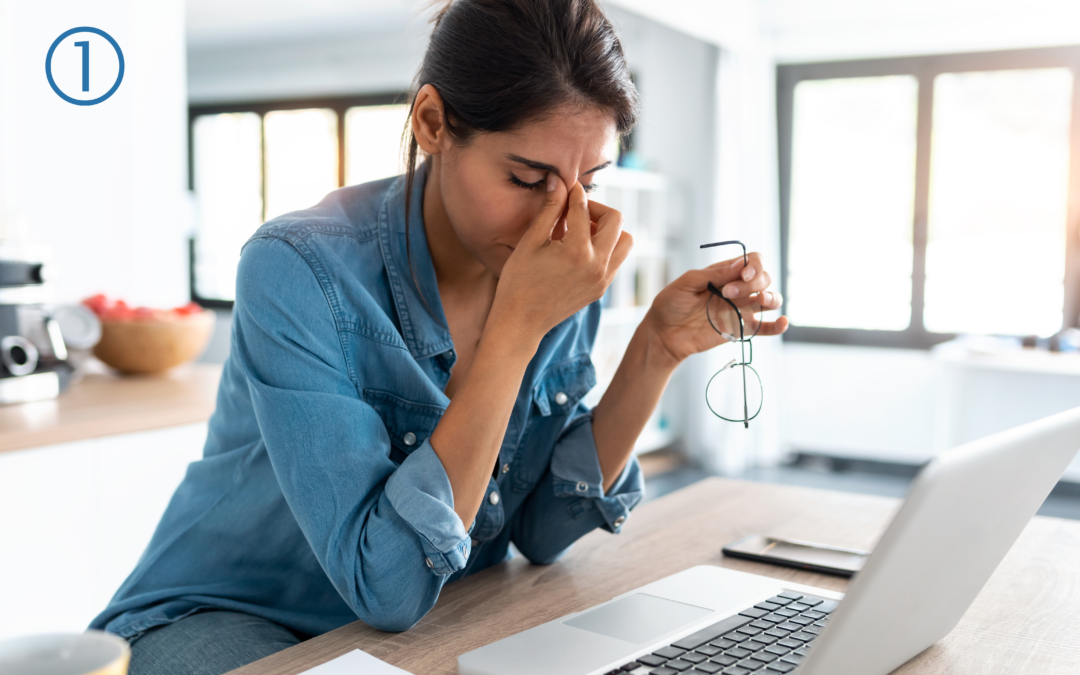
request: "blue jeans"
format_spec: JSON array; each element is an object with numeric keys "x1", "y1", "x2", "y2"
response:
[{"x1": 128, "y1": 610, "x2": 307, "y2": 675}]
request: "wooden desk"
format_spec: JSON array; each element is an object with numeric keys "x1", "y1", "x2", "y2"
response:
[
  {"x1": 0, "y1": 363, "x2": 222, "y2": 454},
  {"x1": 230, "y1": 477, "x2": 1080, "y2": 675}
]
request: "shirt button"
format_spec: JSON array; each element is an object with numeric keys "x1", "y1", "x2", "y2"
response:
[
  {"x1": 555, "y1": 391, "x2": 569, "y2": 405},
  {"x1": 425, "y1": 557, "x2": 433, "y2": 569},
  {"x1": 403, "y1": 432, "x2": 417, "y2": 446},
  {"x1": 614, "y1": 516, "x2": 626, "y2": 528},
  {"x1": 576, "y1": 481, "x2": 588, "y2": 493},
  {"x1": 501, "y1": 463, "x2": 510, "y2": 474},
  {"x1": 489, "y1": 491, "x2": 500, "y2": 505}
]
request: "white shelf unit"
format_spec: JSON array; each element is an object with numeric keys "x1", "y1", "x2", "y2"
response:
[{"x1": 584, "y1": 167, "x2": 676, "y2": 455}]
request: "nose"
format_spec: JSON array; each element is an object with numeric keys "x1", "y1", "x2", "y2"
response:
[{"x1": 569, "y1": 170, "x2": 583, "y2": 190}]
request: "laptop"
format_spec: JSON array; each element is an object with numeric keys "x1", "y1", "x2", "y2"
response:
[{"x1": 459, "y1": 406, "x2": 1080, "y2": 675}]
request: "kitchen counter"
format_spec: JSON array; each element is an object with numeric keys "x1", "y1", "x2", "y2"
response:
[{"x1": 0, "y1": 362, "x2": 222, "y2": 455}]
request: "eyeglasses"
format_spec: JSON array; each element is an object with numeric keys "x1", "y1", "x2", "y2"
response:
[{"x1": 700, "y1": 240, "x2": 763, "y2": 428}]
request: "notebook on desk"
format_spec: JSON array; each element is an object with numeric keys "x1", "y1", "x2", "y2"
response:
[{"x1": 459, "y1": 406, "x2": 1080, "y2": 675}]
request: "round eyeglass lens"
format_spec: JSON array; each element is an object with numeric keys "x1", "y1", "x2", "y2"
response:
[
  {"x1": 705, "y1": 359, "x2": 763, "y2": 423},
  {"x1": 706, "y1": 293, "x2": 766, "y2": 341}
]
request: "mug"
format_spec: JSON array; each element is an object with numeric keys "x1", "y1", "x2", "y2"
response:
[{"x1": 0, "y1": 631, "x2": 130, "y2": 675}]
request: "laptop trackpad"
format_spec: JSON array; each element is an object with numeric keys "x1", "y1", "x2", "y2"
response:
[{"x1": 563, "y1": 593, "x2": 713, "y2": 644}]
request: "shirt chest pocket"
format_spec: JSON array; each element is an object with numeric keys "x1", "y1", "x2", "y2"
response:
[
  {"x1": 531, "y1": 354, "x2": 597, "y2": 417},
  {"x1": 363, "y1": 389, "x2": 445, "y2": 463},
  {"x1": 511, "y1": 354, "x2": 597, "y2": 493}
]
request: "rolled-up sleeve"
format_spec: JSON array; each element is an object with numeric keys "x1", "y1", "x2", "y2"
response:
[
  {"x1": 234, "y1": 235, "x2": 469, "y2": 631},
  {"x1": 383, "y1": 438, "x2": 474, "y2": 575},
  {"x1": 511, "y1": 404, "x2": 645, "y2": 565}
]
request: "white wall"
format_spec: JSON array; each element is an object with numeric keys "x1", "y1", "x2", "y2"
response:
[
  {"x1": 187, "y1": 21, "x2": 425, "y2": 105},
  {"x1": 760, "y1": 0, "x2": 1080, "y2": 63},
  {"x1": 185, "y1": 0, "x2": 411, "y2": 48},
  {"x1": 0, "y1": 0, "x2": 190, "y2": 308}
]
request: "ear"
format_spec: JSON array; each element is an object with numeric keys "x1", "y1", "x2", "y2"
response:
[{"x1": 412, "y1": 84, "x2": 452, "y2": 156}]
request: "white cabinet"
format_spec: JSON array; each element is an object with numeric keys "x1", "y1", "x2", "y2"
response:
[
  {"x1": 780, "y1": 342, "x2": 1080, "y2": 483},
  {"x1": 932, "y1": 347, "x2": 1080, "y2": 481},
  {"x1": 0, "y1": 424, "x2": 207, "y2": 639}
]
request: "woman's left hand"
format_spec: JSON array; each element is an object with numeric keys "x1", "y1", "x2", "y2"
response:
[{"x1": 645, "y1": 252, "x2": 789, "y2": 365}]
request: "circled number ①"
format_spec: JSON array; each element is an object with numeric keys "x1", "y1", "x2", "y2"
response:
[{"x1": 45, "y1": 27, "x2": 125, "y2": 106}]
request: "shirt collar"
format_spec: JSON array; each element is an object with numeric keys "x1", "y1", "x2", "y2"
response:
[{"x1": 377, "y1": 160, "x2": 456, "y2": 360}]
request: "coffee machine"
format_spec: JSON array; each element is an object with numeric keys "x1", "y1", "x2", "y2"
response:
[{"x1": 0, "y1": 243, "x2": 73, "y2": 404}]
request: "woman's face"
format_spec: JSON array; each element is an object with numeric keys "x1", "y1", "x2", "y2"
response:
[{"x1": 435, "y1": 104, "x2": 618, "y2": 276}]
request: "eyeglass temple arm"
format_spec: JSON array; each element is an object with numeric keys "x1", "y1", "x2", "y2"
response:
[
  {"x1": 707, "y1": 281, "x2": 750, "y2": 427},
  {"x1": 702, "y1": 241, "x2": 751, "y2": 428},
  {"x1": 699, "y1": 240, "x2": 747, "y2": 267}
]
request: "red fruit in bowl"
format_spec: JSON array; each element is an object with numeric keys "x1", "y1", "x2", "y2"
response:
[
  {"x1": 82, "y1": 294, "x2": 111, "y2": 316},
  {"x1": 173, "y1": 302, "x2": 203, "y2": 316},
  {"x1": 82, "y1": 294, "x2": 215, "y2": 373},
  {"x1": 94, "y1": 310, "x2": 216, "y2": 374},
  {"x1": 106, "y1": 301, "x2": 136, "y2": 321},
  {"x1": 82, "y1": 295, "x2": 204, "y2": 322}
]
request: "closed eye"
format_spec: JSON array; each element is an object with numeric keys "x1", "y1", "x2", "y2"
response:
[
  {"x1": 508, "y1": 173, "x2": 545, "y2": 190},
  {"x1": 509, "y1": 172, "x2": 599, "y2": 194}
]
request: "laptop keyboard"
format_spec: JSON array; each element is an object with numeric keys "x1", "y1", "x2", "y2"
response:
[{"x1": 603, "y1": 590, "x2": 838, "y2": 675}]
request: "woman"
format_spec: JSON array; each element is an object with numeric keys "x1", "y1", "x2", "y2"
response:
[{"x1": 91, "y1": 1, "x2": 787, "y2": 673}]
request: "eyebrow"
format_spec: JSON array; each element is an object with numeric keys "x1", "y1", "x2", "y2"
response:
[{"x1": 505, "y1": 154, "x2": 611, "y2": 178}]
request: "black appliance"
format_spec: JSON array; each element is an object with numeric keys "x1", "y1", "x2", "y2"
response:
[{"x1": 0, "y1": 249, "x2": 73, "y2": 404}]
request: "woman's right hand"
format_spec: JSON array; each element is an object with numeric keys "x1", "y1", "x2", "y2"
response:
[{"x1": 490, "y1": 174, "x2": 634, "y2": 345}]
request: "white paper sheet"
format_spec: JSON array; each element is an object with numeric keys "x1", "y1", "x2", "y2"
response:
[{"x1": 299, "y1": 649, "x2": 415, "y2": 674}]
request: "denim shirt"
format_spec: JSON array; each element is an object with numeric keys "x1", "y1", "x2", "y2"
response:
[{"x1": 90, "y1": 161, "x2": 644, "y2": 638}]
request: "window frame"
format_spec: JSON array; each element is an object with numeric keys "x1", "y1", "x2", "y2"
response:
[
  {"x1": 188, "y1": 92, "x2": 410, "y2": 308},
  {"x1": 777, "y1": 46, "x2": 1080, "y2": 349}
]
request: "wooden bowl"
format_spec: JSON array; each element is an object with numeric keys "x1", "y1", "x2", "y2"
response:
[{"x1": 93, "y1": 311, "x2": 215, "y2": 374}]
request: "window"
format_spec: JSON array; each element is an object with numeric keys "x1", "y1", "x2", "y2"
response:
[
  {"x1": 188, "y1": 94, "x2": 409, "y2": 305},
  {"x1": 786, "y1": 76, "x2": 919, "y2": 332},
  {"x1": 778, "y1": 47, "x2": 1080, "y2": 347}
]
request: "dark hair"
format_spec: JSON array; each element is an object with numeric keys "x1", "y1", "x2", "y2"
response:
[{"x1": 400, "y1": 0, "x2": 639, "y2": 298}]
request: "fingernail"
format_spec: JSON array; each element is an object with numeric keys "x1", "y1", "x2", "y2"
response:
[
  {"x1": 547, "y1": 174, "x2": 557, "y2": 192},
  {"x1": 723, "y1": 285, "x2": 740, "y2": 299},
  {"x1": 742, "y1": 266, "x2": 756, "y2": 282}
]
